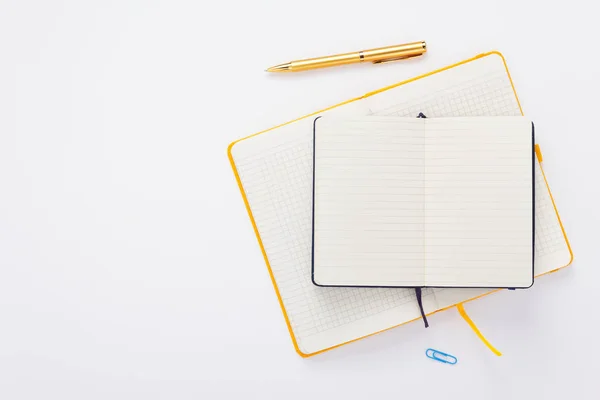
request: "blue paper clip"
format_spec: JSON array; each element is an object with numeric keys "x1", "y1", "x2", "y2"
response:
[{"x1": 425, "y1": 348, "x2": 458, "y2": 365}]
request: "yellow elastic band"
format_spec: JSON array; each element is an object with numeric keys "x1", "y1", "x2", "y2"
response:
[{"x1": 456, "y1": 303, "x2": 502, "y2": 356}]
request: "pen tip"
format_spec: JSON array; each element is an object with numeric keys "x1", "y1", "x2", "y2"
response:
[{"x1": 266, "y1": 63, "x2": 291, "y2": 73}]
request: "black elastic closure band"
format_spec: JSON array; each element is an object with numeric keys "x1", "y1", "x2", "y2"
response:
[{"x1": 415, "y1": 288, "x2": 429, "y2": 328}]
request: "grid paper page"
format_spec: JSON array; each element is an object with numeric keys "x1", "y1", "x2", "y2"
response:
[
  {"x1": 313, "y1": 117, "x2": 534, "y2": 288},
  {"x1": 230, "y1": 52, "x2": 571, "y2": 356}
]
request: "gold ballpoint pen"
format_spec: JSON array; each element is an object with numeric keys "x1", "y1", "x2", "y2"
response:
[{"x1": 266, "y1": 41, "x2": 427, "y2": 73}]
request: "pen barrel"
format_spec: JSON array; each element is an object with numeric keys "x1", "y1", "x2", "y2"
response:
[
  {"x1": 290, "y1": 52, "x2": 361, "y2": 71},
  {"x1": 284, "y1": 41, "x2": 427, "y2": 72},
  {"x1": 361, "y1": 41, "x2": 426, "y2": 63}
]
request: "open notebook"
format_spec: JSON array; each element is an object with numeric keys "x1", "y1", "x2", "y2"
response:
[
  {"x1": 228, "y1": 52, "x2": 572, "y2": 357},
  {"x1": 312, "y1": 116, "x2": 535, "y2": 288}
]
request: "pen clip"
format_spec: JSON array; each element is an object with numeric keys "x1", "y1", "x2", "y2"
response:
[{"x1": 372, "y1": 55, "x2": 416, "y2": 64}]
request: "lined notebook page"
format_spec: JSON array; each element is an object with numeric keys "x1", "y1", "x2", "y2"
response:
[
  {"x1": 230, "y1": 53, "x2": 570, "y2": 356},
  {"x1": 423, "y1": 118, "x2": 533, "y2": 287},
  {"x1": 313, "y1": 117, "x2": 534, "y2": 288},
  {"x1": 313, "y1": 118, "x2": 425, "y2": 286}
]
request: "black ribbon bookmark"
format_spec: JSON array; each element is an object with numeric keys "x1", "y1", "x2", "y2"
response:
[{"x1": 415, "y1": 288, "x2": 429, "y2": 328}]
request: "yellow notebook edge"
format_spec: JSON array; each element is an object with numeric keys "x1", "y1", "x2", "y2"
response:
[
  {"x1": 227, "y1": 50, "x2": 573, "y2": 358},
  {"x1": 535, "y1": 146, "x2": 575, "y2": 271}
]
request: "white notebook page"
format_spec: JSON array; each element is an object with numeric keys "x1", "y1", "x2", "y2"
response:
[
  {"x1": 230, "y1": 53, "x2": 571, "y2": 356},
  {"x1": 313, "y1": 117, "x2": 534, "y2": 288},
  {"x1": 314, "y1": 118, "x2": 426, "y2": 286}
]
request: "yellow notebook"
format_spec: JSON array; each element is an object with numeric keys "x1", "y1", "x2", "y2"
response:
[{"x1": 228, "y1": 52, "x2": 573, "y2": 357}]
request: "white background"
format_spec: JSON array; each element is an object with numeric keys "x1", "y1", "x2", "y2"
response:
[{"x1": 0, "y1": 1, "x2": 597, "y2": 399}]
